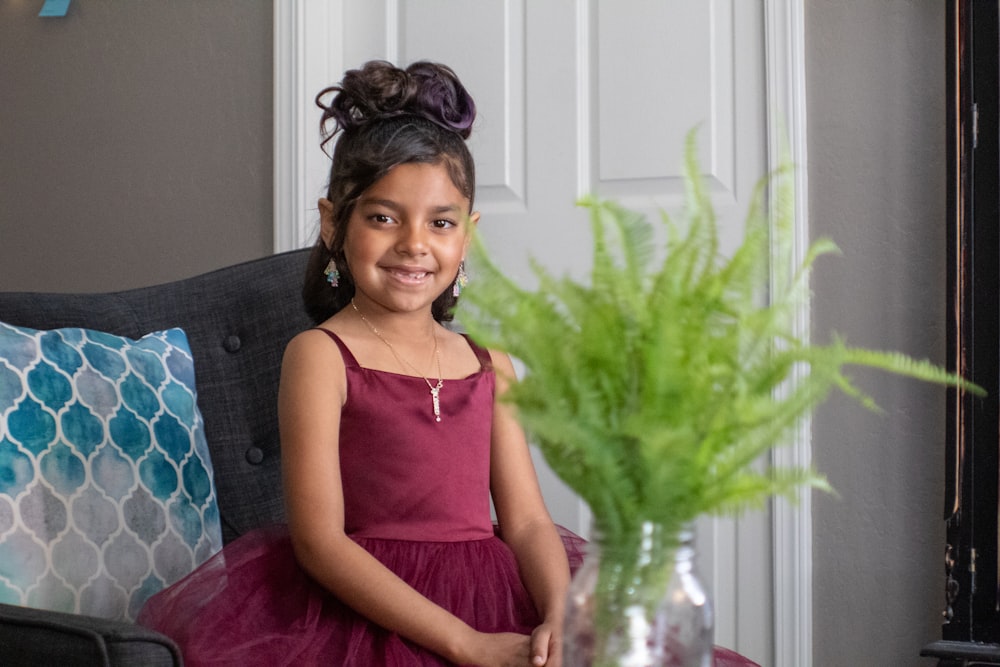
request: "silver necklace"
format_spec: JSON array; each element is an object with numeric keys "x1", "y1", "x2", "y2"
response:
[{"x1": 351, "y1": 300, "x2": 444, "y2": 422}]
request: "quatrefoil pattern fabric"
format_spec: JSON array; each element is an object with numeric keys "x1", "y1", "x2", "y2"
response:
[{"x1": 0, "y1": 322, "x2": 222, "y2": 621}]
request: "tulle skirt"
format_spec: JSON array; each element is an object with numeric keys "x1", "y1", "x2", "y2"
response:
[
  {"x1": 138, "y1": 525, "x2": 756, "y2": 666},
  {"x1": 138, "y1": 525, "x2": 585, "y2": 666}
]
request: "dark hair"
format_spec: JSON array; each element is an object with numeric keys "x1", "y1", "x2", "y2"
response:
[{"x1": 302, "y1": 60, "x2": 477, "y2": 324}]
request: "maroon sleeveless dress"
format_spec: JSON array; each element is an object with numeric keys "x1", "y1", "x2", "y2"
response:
[
  {"x1": 138, "y1": 331, "x2": 583, "y2": 665},
  {"x1": 138, "y1": 332, "x2": 755, "y2": 666}
]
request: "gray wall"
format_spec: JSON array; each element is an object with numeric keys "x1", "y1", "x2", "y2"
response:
[
  {"x1": 0, "y1": 0, "x2": 954, "y2": 663},
  {"x1": 808, "y1": 1, "x2": 948, "y2": 665},
  {"x1": 0, "y1": 1, "x2": 273, "y2": 293}
]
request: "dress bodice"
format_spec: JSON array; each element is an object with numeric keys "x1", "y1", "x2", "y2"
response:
[{"x1": 318, "y1": 330, "x2": 496, "y2": 542}]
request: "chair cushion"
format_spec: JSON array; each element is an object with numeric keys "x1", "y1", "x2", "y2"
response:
[{"x1": 0, "y1": 322, "x2": 222, "y2": 621}]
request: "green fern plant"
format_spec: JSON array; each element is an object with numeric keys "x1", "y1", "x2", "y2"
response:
[{"x1": 457, "y1": 130, "x2": 982, "y2": 543}]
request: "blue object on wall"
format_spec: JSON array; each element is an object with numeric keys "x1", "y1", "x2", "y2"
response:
[{"x1": 39, "y1": 0, "x2": 71, "y2": 18}]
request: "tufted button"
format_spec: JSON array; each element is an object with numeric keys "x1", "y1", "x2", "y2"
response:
[
  {"x1": 223, "y1": 335, "x2": 242, "y2": 353},
  {"x1": 245, "y1": 446, "x2": 264, "y2": 465}
]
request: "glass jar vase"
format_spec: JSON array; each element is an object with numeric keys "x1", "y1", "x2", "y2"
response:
[{"x1": 562, "y1": 522, "x2": 713, "y2": 667}]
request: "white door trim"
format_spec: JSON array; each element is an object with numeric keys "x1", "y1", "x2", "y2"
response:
[
  {"x1": 273, "y1": 0, "x2": 344, "y2": 253},
  {"x1": 764, "y1": 2, "x2": 812, "y2": 665},
  {"x1": 272, "y1": 3, "x2": 811, "y2": 665}
]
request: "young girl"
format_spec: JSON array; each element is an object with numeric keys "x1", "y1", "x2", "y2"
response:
[{"x1": 140, "y1": 60, "x2": 584, "y2": 667}]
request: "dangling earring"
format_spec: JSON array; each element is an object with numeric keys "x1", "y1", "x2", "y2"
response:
[
  {"x1": 453, "y1": 261, "x2": 469, "y2": 297},
  {"x1": 324, "y1": 258, "x2": 340, "y2": 288}
]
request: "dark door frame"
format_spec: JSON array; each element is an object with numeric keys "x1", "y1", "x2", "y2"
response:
[{"x1": 922, "y1": 1, "x2": 1000, "y2": 663}]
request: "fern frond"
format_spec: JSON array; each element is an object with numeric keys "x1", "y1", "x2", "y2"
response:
[{"x1": 457, "y1": 127, "x2": 982, "y2": 542}]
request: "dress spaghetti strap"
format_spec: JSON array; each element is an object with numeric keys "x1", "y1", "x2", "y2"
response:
[
  {"x1": 460, "y1": 333, "x2": 493, "y2": 373},
  {"x1": 314, "y1": 328, "x2": 359, "y2": 368}
]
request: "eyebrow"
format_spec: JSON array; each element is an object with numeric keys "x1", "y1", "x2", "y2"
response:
[{"x1": 358, "y1": 198, "x2": 463, "y2": 215}]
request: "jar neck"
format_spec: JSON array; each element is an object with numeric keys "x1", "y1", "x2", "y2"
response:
[{"x1": 589, "y1": 520, "x2": 694, "y2": 562}]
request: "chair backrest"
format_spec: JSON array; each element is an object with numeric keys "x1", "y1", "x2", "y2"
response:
[{"x1": 0, "y1": 249, "x2": 314, "y2": 543}]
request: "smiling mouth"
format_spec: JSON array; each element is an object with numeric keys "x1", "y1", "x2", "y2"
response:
[{"x1": 386, "y1": 268, "x2": 431, "y2": 282}]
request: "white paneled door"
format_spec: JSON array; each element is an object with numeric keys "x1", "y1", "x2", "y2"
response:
[{"x1": 275, "y1": 2, "x2": 810, "y2": 665}]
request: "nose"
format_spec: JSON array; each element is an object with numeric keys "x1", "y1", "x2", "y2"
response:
[{"x1": 395, "y1": 222, "x2": 429, "y2": 255}]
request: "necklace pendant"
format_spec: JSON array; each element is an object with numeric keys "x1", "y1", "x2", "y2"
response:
[{"x1": 430, "y1": 385, "x2": 441, "y2": 422}]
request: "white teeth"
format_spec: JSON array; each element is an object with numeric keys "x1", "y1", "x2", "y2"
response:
[{"x1": 391, "y1": 270, "x2": 428, "y2": 280}]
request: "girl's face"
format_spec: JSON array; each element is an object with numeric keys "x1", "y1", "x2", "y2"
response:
[{"x1": 324, "y1": 161, "x2": 478, "y2": 316}]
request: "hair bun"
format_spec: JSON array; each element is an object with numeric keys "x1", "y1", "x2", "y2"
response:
[{"x1": 316, "y1": 60, "x2": 476, "y2": 148}]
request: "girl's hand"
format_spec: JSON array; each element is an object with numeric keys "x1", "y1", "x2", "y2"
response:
[
  {"x1": 459, "y1": 630, "x2": 534, "y2": 666},
  {"x1": 529, "y1": 621, "x2": 561, "y2": 667}
]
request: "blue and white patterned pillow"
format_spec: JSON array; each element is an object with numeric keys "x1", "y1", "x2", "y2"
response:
[{"x1": 0, "y1": 322, "x2": 222, "y2": 621}]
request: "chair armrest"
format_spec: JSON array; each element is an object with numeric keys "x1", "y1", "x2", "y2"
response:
[{"x1": 0, "y1": 603, "x2": 181, "y2": 666}]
